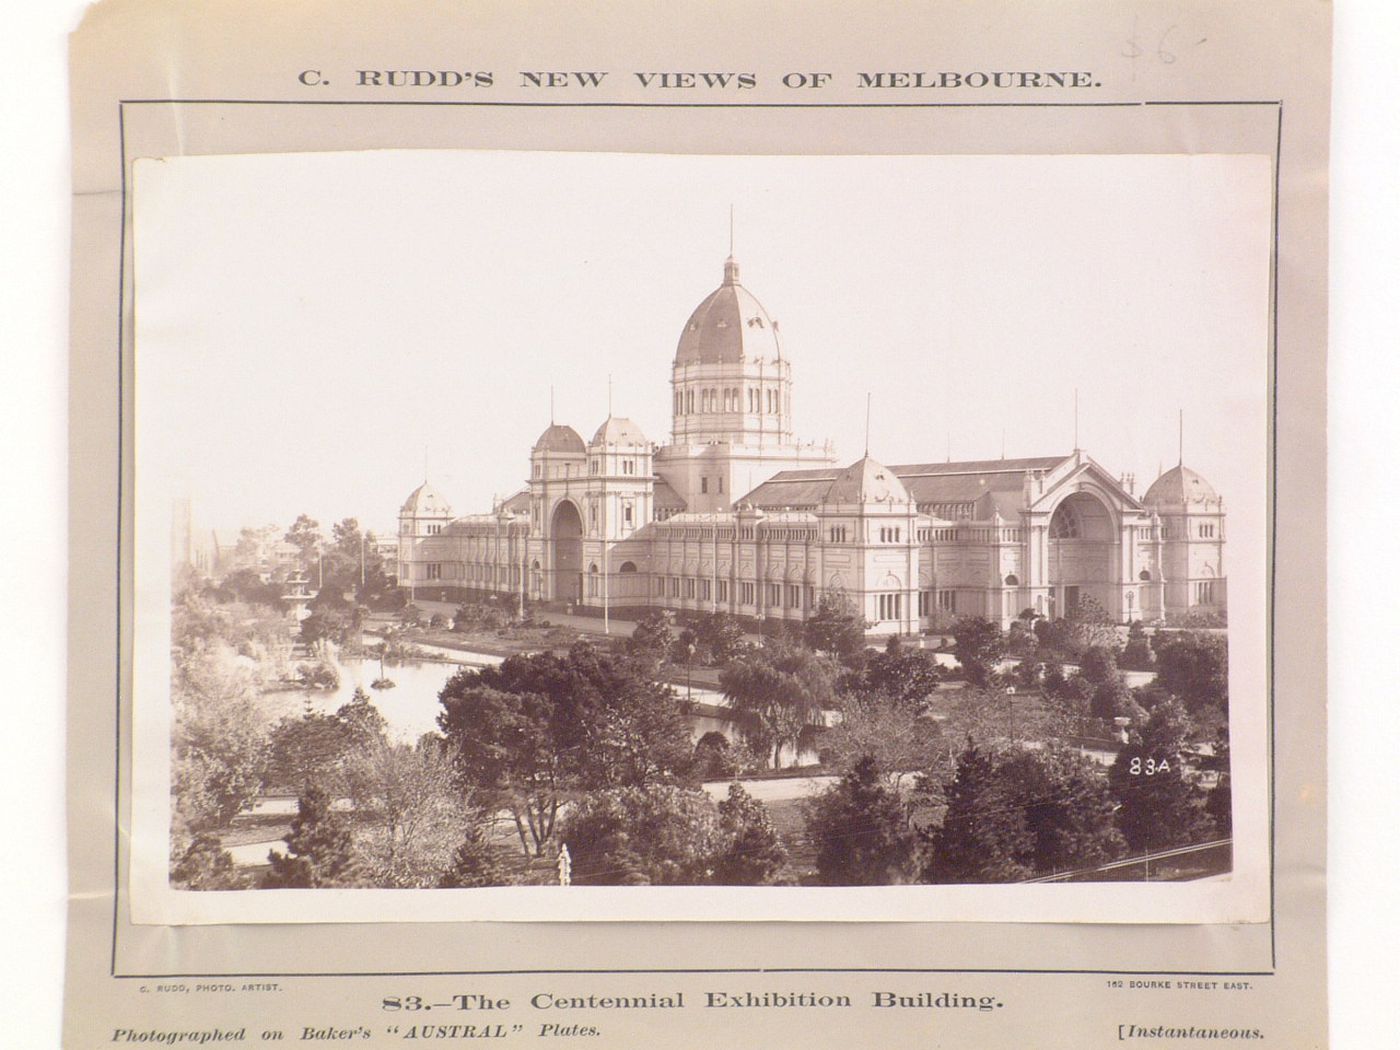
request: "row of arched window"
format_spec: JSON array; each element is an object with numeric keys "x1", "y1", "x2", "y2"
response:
[{"x1": 674, "y1": 386, "x2": 784, "y2": 415}]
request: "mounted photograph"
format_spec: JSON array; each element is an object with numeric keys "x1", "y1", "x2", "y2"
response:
[{"x1": 129, "y1": 149, "x2": 1271, "y2": 923}]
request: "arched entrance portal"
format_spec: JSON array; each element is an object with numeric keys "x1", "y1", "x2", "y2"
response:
[
  {"x1": 550, "y1": 500, "x2": 584, "y2": 603},
  {"x1": 1047, "y1": 491, "x2": 1120, "y2": 618}
]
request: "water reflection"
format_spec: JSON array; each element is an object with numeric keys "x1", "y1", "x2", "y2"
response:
[{"x1": 268, "y1": 652, "x2": 462, "y2": 742}]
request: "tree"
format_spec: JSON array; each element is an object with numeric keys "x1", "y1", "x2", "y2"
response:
[
  {"x1": 803, "y1": 591, "x2": 869, "y2": 665},
  {"x1": 1014, "y1": 656, "x2": 1044, "y2": 691},
  {"x1": 266, "y1": 712, "x2": 356, "y2": 793},
  {"x1": 230, "y1": 524, "x2": 279, "y2": 574},
  {"x1": 439, "y1": 821, "x2": 507, "y2": 888},
  {"x1": 171, "y1": 834, "x2": 247, "y2": 890},
  {"x1": 1119, "y1": 621, "x2": 1156, "y2": 671},
  {"x1": 561, "y1": 786, "x2": 723, "y2": 886},
  {"x1": 1005, "y1": 620, "x2": 1039, "y2": 659},
  {"x1": 690, "y1": 612, "x2": 748, "y2": 666},
  {"x1": 346, "y1": 736, "x2": 469, "y2": 888},
  {"x1": 1033, "y1": 616, "x2": 1075, "y2": 657},
  {"x1": 262, "y1": 786, "x2": 360, "y2": 888},
  {"x1": 923, "y1": 745, "x2": 1033, "y2": 883},
  {"x1": 1078, "y1": 644, "x2": 1120, "y2": 686},
  {"x1": 265, "y1": 687, "x2": 386, "y2": 794},
  {"x1": 438, "y1": 643, "x2": 697, "y2": 855},
  {"x1": 854, "y1": 634, "x2": 941, "y2": 706},
  {"x1": 327, "y1": 517, "x2": 365, "y2": 589},
  {"x1": 693, "y1": 732, "x2": 742, "y2": 780},
  {"x1": 952, "y1": 616, "x2": 1003, "y2": 687},
  {"x1": 993, "y1": 748, "x2": 1126, "y2": 874},
  {"x1": 1065, "y1": 595, "x2": 1118, "y2": 651},
  {"x1": 712, "y1": 783, "x2": 789, "y2": 885},
  {"x1": 1108, "y1": 699, "x2": 1215, "y2": 853},
  {"x1": 822, "y1": 691, "x2": 940, "y2": 790},
  {"x1": 626, "y1": 610, "x2": 675, "y2": 667},
  {"x1": 720, "y1": 645, "x2": 839, "y2": 768},
  {"x1": 337, "y1": 686, "x2": 387, "y2": 748},
  {"x1": 1151, "y1": 631, "x2": 1228, "y2": 712},
  {"x1": 806, "y1": 756, "x2": 920, "y2": 885},
  {"x1": 171, "y1": 641, "x2": 271, "y2": 833},
  {"x1": 284, "y1": 514, "x2": 323, "y2": 573},
  {"x1": 212, "y1": 567, "x2": 285, "y2": 609}
]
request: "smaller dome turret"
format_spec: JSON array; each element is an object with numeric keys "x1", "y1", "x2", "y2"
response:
[
  {"x1": 591, "y1": 417, "x2": 649, "y2": 448},
  {"x1": 532, "y1": 423, "x2": 586, "y2": 456},
  {"x1": 1142, "y1": 465, "x2": 1220, "y2": 507},
  {"x1": 400, "y1": 481, "x2": 452, "y2": 518},
  {"x1": 822, "y1": 456, "x2": 912, "y2": 506}
]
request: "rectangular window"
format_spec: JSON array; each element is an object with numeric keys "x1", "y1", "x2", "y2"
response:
[
  {"x1": 427, "y1": 563, "x2": 442, "y2": 581},
  {"x1": 767, "y1": 582, "x2": 782, "y2": 606},
  {"x1": 701, "y1": 477, "x2": 709, "y2": 494},
  {"x1": 685, "y1": 578, "x2": 696, "y2": 599},
  {"x1": 717, "y1": 579, "x2": 729, "y2": 602},
  {"x1": 741, "y1": 581, "x2": 755, "y2": 605},
  {"x1": 700, "y1": 579, "x2": 711, "y2": 601},
  {"x1": 718, "y1": 476, "x2": 724, "y2": 494},
  {"x1": 623, "y1": 503, "x2": 634, "y2": 526},
  {"x1": 937, "y1": 590, "x2": 956, "y2": 612}
]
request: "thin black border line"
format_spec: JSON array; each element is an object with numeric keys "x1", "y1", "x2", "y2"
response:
[
  {"x1": 119, "y1": 967, "x2": 1276, "y2": 979},
  {"x1": 112, "y1": 101, "x2": 127, "y2": 980},
  {"x1": 115, "y1": 98, "x2": 1285, "y2": 108},
  {"x1": 1268, "y1": 102, "x2": 1283, "y2": 968},
  {"x1": 110, "y1": 96, "x2": 1283, "y2": 982}
]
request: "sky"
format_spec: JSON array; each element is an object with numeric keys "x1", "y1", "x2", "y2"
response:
[{"x1": 134, "y1": 150, "x2": 1272, "y2": 542}]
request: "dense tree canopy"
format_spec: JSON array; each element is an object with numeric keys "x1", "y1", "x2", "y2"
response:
[
  {"x1": 1108, "y1": 699, "x2": 1216, "y2": 852},
  {"x1": 720, "y1": 644, "x2": 839, "y2": 768},
  {"x1": 806, "y1": 756, "x2": 920, "y2": 886},
  {"x1": 952, "y1": 616, "x2": 1003, "y2": 687},
  {"x1": 1151, "y1": 631, "x2": 1228, "y2": 712},
  {"x1": 803, "y1": 592, "x2": 869, "y2": 665},
  {"x1": 561, "y1": 785, "x2": 723, "y2": 886},
  {"x1": 263, "y1": 786, "x2": 360, "y2": 888},
  {"x1": 438, "y1": 642, "x2": 696, "y2": 855}
]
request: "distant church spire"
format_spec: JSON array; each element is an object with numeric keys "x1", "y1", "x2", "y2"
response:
[{"x1": 1178, "y1": 408, "x2": 1184, "y2": 467}]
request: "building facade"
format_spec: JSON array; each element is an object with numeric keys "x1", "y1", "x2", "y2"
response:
[{"x1": 398, "y1": 252, "x2": 1227, "y2": 633}]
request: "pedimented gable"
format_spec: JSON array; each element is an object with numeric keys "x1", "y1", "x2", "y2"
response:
[{"x1": 1028, "y1": 456, "x2": 1145, "y2": 515}]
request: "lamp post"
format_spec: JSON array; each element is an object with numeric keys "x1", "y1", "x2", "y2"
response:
[{"x1": 685, "y1": 641, "x2": 696, "y2": 704}]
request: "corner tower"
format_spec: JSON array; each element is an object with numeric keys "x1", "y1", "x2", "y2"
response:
[{"x1": 657, "y1": 252, "x2": 835, "y2": 513}]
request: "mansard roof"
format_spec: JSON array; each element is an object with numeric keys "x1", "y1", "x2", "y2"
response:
[
  {"x1": 500, "y1": 489, "x2": 531, "y2": 513},
  {"x1": 742, "y1": 454, "x2": 1071, "y2": 514},
  {"x1": 653, "y1": 477, "x2": 688, "y2": 510}
]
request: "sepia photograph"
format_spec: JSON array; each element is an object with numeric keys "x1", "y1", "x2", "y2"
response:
[{"x1": 130, "y1": 149, "x2": 1271, "y2": 921}]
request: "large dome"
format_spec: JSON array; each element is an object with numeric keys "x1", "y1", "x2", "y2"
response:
[
  {"x1": 1142, "y1": 465, "x2": 1220, "y2": 506},
  {"x1": 532, "y1": 423, "x2": 586, "y2": 455},
  {"x1": 674, "y1": 256, "x2": 783, "y2": 367},
  {"x1": 400, "y1": 481, "x2": 452, "y2": 517}
]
